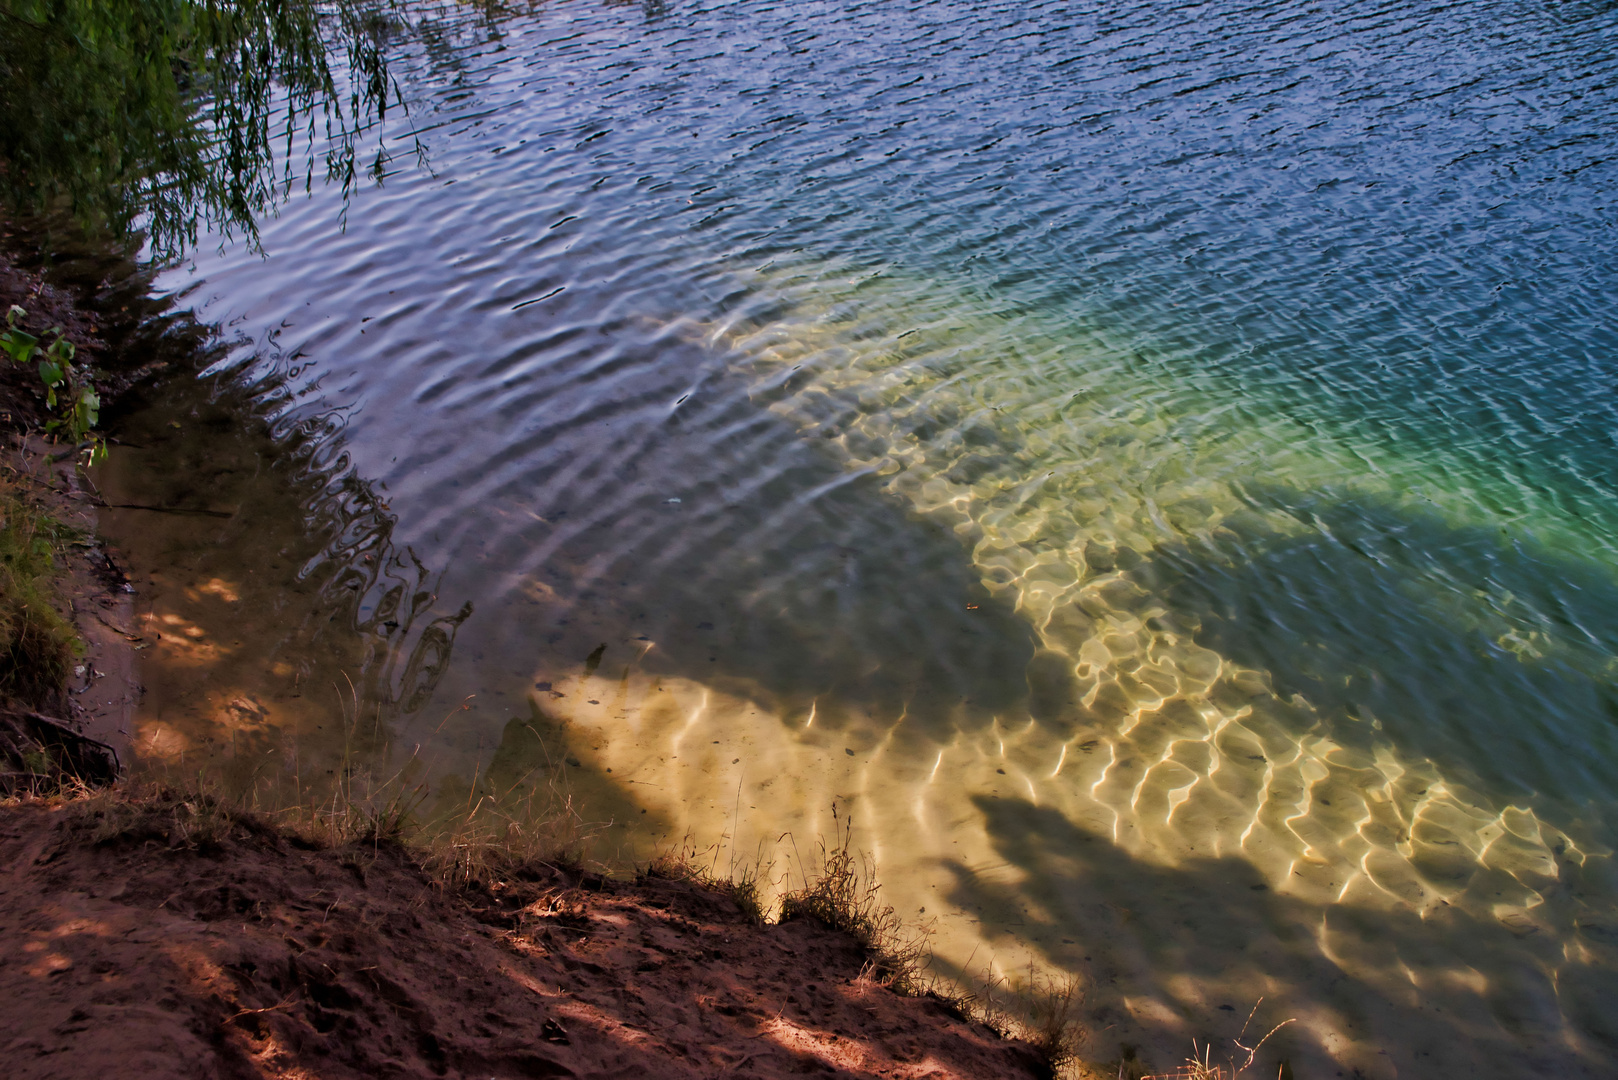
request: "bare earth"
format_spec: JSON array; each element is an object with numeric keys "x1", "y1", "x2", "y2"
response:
[{"x1": 0, "y1": 798, "x2": 1049, "y2": 1079}]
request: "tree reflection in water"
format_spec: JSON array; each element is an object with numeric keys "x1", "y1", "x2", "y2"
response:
[{"x1": 0, "y1": 0, "x2": 409, "y2": 257}]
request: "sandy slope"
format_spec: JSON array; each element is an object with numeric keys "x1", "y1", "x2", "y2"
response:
[{"x1": 0, "y1": 796, "x2": 1050, "y2": 1079}]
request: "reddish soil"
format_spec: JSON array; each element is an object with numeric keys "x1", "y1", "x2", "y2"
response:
[{"x1": 0, "y1": 796, "x2": 1050, "y2": 1079}]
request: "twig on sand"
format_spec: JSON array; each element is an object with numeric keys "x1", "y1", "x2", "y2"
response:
[{"x1": 224, "y1": 994, "x2": 300, "y2": 1024}]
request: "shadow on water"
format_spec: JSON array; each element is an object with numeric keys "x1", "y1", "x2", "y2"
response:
[
  {"x1": 399, "y1": 313, "x2": 1044, "y2": 745},
  {"x1": 554, "y1": 456, "x2": 1042, "y2": 733},
  {"x1": 94, "y1": 313, "x2": 473, "y2": 800},
  {"x1": 946, "y1": 794, "x2": 1618, "y2": 1078},
  {"x1": 1155, "y1": 481, "x2": 1618, "y2": 810}
]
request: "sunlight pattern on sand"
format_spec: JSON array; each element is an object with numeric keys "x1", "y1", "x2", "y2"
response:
[{"x1": 525, "y1": 259, "x2": 1618, "y2": 1076}]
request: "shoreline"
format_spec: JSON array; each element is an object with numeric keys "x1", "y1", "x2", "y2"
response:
[
  {"x1": 0, "y1": 237, "x2": 1081, "y2": 1079},
  {"x1": 1, "y1": 233, "x2": 147, "y2": 774}
]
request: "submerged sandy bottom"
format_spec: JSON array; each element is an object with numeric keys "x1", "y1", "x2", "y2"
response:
[{"x1": 499, "y1": 267, "x2": 1618, "y2": 1076}]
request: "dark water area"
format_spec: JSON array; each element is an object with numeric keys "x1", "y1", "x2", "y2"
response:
[{"x1": 89, "y1": 0, "x2": 1618, "y2": 1075}]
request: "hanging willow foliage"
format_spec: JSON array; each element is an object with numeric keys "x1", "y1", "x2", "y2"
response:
[{"x1": 0, "y1": 0, "x2": 411, "y2": 259}]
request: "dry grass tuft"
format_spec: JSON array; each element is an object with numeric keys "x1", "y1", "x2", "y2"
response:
[
  {"x1": 644, "y1": 832, "x2": 772, "y2": 925},
  {"x1": 777, "y1": 805, "x2": 931, "y2": 995},
  {"x1": 925, "y1": 956, "x2": 1086, "y2": 1075},
  {"x1": 1144, "y1": 999, "x2": 1295, "y2": 1080},
  {"x1": 66, "y1": 780, "x2": 269, "y2": 851},
  {"x1": 772, "y1": 805, "x2": 1085, "y2": 1072},
  {"x1": 414, "y1": 784, "x2": 603, "y2": 890},
  {"x1": 1019, "y1": 967, "x2": 1084, "y2": 1073},
  {"x1": 56, "y1": 771, "x2": 605, "y2": 892}
]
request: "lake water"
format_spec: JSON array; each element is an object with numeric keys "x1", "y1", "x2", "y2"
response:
[{"x1": 96, "y1": 0, "x2": 1618, "y2": 1074}]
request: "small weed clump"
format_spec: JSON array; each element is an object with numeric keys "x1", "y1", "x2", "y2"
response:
[
  {"x1": 923, "y1": 957, "x2": 1084, "y2": 1074},
  {"x1": 777, "y1": 805, "x2": 928, "y2": 992},
  {"x1": 645, "y1": 833, "x2": 771, "y2": 925},
  {"x1": 776, "y1": 805, "x2": 1085, "y2": 1072},
  {"x1": 0, "y1": 471, "x2": 79, "y2": 707},
  {"x1": 67, "y1": 782, "x2": 262, "y2": 851},
  {"x1": 414, "y1": 786, "x2": 601, "y2": 890},
  {"x1": 990, "y1": 965, "x2": 1084, "y2": 1074},
  {"x1": 1144, "y1": 1000, "x2": 1295, "y2": 1080}
]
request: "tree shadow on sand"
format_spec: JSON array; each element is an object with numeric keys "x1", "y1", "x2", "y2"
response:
[{"x1": 940, "y1": 794, "x2": 1618, "y2": 1079}]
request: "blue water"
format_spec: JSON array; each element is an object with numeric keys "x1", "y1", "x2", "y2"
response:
[{"x1": 108, "y1": 0, "x2": 1618, "y2": 1074}]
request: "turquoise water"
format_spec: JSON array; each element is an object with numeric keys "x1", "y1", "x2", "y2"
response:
[{"x1": 108, "y1": 0, "x2": 1618, "y2": 1074}]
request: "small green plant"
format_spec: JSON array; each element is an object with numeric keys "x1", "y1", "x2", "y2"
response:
[
  {"x1": 0, "y1": 473, "x2": 80, "y2": 706},
  {"x1": 1, "y1": 305, "x2": 105, "y2": 463}
]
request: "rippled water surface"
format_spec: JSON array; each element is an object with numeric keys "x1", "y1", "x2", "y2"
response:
[{"x1": 97, "y1": 0, "x2": 1618, "y2": 1074}]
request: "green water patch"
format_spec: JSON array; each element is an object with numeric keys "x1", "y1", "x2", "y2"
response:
[
  {"x1": 714, "y1": 255, "x2": 1618, "y2": 776},
  {"x1": 697, "y1": 252, "x2": 1618, "y2": 870},
  {"x1": 726, "y1": 257, "x2": 1618, "y2": 559}
]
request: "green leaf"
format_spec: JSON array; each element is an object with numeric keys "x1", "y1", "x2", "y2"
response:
[
  {"x1": 2, "y1": 329, "x2": 39, "y2": 364},
  {"x1": 38, "y1": 359, "x2": 63, "y2": 386},
  {"x1": 78, "y1": 389, "x2": 100, "y2": 430}
]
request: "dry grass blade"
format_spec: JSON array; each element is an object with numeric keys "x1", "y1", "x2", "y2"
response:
[
  {"x1": 773, "y1": 806, "x2": 1085, "y2": 1072},
  {"x1": 1022, "y1": 966, "x2": 1083, "y2": 1072},
  {"x1": 1143, "y1": 997, "x2": 1295, "y2": 1080},
  {"x1": 926, "y1": 954, "x2": 1086, "y2": 1074},
  {"x1": 414, "y1": 781, "x2": 606, "y2": 890},
  {"x1": 66, "y1": 780, "x2": 264, "y2": 851}
]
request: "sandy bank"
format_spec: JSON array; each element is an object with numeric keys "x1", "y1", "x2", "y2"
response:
[{"x1": 0, "y1": 791, "x2": 1053, "y2": 1079}]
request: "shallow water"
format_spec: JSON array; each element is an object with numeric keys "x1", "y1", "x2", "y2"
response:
[{"x1": 97, "y1": 0, "x2": 1618, "y2": 1074}]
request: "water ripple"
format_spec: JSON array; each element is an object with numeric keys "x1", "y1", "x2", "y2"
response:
[{"x1": 120, "y1": 0, "x2": 1618, "y2": 1074}]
